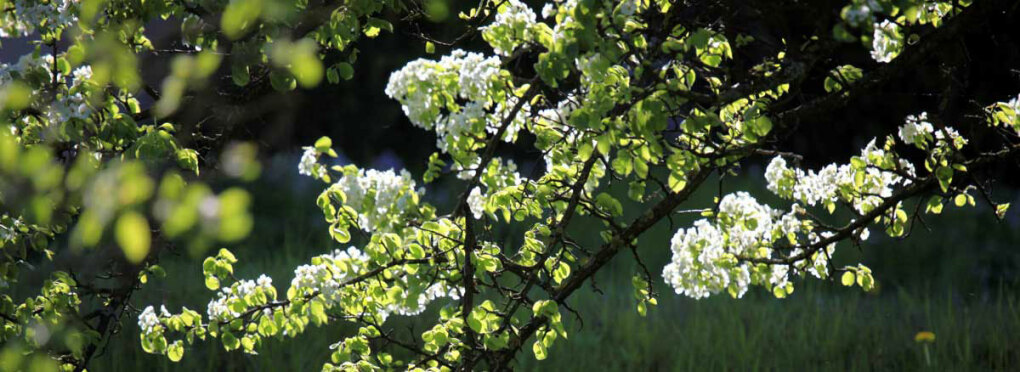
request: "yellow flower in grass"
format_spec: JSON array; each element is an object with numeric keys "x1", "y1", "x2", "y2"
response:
[{"x1": 914, "y1": 331, "x2": 936, "y2": 343}]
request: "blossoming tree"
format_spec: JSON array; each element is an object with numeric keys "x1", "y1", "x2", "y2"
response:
[{"x1": 2, "y1": 0, "x2": 1020, "y2": 370}]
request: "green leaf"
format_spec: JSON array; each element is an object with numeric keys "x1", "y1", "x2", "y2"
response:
[
  {"x1": 269, "y1": 70, "x2": 297, "y2": 92},
  {"x1": 995, "y1": 203, "x2": 1010, "y2": 219},
  {"x1": 116, "y1": 212, "x2": 151, "y2": 264},
  {"x1": 668, "y1": 172, "x2": 687, "y2": 193},
  {"x1": 954, "y1": 194, "x2": 967, "y2": 207},
  {"x1": 291, "y1": 51, "x2": 323, "y2": 88},
  {"x1": 840, "y1": 271, "x2": 855, "y2": 287},
  {"x1": 231, "y1": 64, "x2": 250, "y2": 87},
  {"x1": 532, "y1": 340, "x2": 547, "y2": 360},
  {"x1": 926, "y1": 195, "x2": 944, "y2": 215},
  {"x1": 167, "y1": 341, "x2": 184, "y2": 362},
  {"x1": 596, "y1": 134, "x2": 612, "y2": 155},
  {"x1": 221, "y1": 0, "x2": 262, "y2": 40},
  {"x1": 935, "y1": 166, "x2": 953, "y2": 192},
  {"x1": 772, "y1": 285, "x2": 787, "y2": 299},
  {"x1": 2, "y1": 81, "x2": 32, "y2": 110},
  {"x1": 205, "y1": 276, "x2": 220, "y2": 290},
  {"x1": 176, "y1": 149, "x2": 200, "y2": 175},
  {"x1": 314, "y1": 136, "x2": 333, "y2": 152},
  {"x1": 336, "y1": 62, "x2": 354, "y2": 81},
  {"x1": 56, "y1": 58, "x2": 71, "y2": 75},
  {"x1": 612, "y1": 151, "x2": 633, "y2": 176},
  {"x1": 364, "y1": 18, "x2": 393, "y2": 38},
  {"x1": 241, "y1": 336, "x2": 255, "y2": 352},
  {"x1": 595, "y1": 193, "x2": 623, "y2": 217},
  {"x1": 310, "y1": 300, "x2": 327, "y2": 325},
  {"x1": 552, "y1": 261, "x2": 571, "y2": 284},
  {"x1": 222, "y1": 331, "x2": 240, "y2": 351}
]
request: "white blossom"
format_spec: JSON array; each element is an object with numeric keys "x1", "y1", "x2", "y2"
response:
[
  {"x1": 479, "y1": 0, "x2": 537, "y2": 56},
  {"x1": 765, "y1": 156, "x2": 793, "y2": 197},
  {"x1": 385, "y1": 50, "x2": 515, "y2": 155},
  {"x1": 541, "y1": 3, "x2": 556, "y2": 18},
  {"x1": 871, "y1": 20, "x2": 902, "y2": 63},
  {"x1": 467, "y1": 187, "x2": 485, "y2": 220},
  {"x1": 0, "y1": 0, "x2": 79, "y2": 37},
  {"x1": 257, "y1": 274, "x2": 273, "y2": 289},
  {"x1": 138, "y1": 306, "x2": 161, "y2": 335},
  {"x1": 899, "y1": 112, "x2": 935, "y2": 146},
  {"x1": 663, "y1": 219, "x2": 728, "y2": 299},
  {"x1": 934, "y1": 126, "x2": 967, "y2": 148},
  {"x1": 298, "y1": 147, "x2": 320, "y2": 177},
  {"x1": 330, "y1": 168, "x2": 418, "y2": 233},
  {"x1": 287, "y1": 246, "x2": 460, "y2": 323},
  {"x1": 205, "y1": 276, "x2": 276, "y2": 322},
  {"x1": 663, "y1": 193, "x2": 800, "y2": 299}
]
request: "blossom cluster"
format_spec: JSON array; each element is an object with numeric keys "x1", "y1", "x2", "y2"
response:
[
  {"x1": 0, "y1": 0, "x2": 78, "y2": 37},
  {"x1": 385, "y1": 50, "x2": 522, "y2": 158},
  {"x1": 1, "y1": 54, "x2": 96, "y2": 125},
  {"x1": 467, "y1": 187, "x2": 485, "y2": 220},
  {"x1": 298, "y1": 147, "x2": 327, "y2": 179},
  {"x1": 290, "y1": 247, "x2": 368, "y2": 306},
  {"x1": 673, "y1": 111, "x2": 979, "y2": 300},
  {"x1": 138, "y1": 306, "x2": 162, "y2": 335},
  {"x1": 871, "y1": 20, "x2": 902, "y2": 63},
  {"x1": 137, "y1": 305, "x2": 174, "y2": 336},
  {"x1": 329, "y1": 168, "x2": 419, "y2": 233},
  {"x1": 766, "y1": 138, "x2": 914, "y2": 214},
  {"x1": 898, "y1": 112, "x2": 936, "y2": 146},
  {"x1": 898, "y1": 112, "x2": 967, "y2": 150},
  {"x1": 988, "y1": 94, "x2": 1020, "y2": 134},
  {"x1": 480, "y1": 0, "x2": 538, "y2": 56},
  {"x1": 662, "y1": 192, "x2": 803, "y2": 299},
  {"x1": 206, "y1": 275, "x2": 277, "y2": 323},
  {"x1": 289, "y1": 247, "x2": 461, "y2": 323}
]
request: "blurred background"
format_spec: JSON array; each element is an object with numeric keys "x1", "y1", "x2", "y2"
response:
[{"x1": 5, "y1": 0, "x2": 1020, "y2": 369}]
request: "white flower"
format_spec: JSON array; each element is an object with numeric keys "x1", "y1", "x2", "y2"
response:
[
  {"x1": 541, "y1": 3, "x2": 556, "y2": 18},
  {"x1": 871, "y1": 20, "x2": 902, "y2": 63},
  {"x1": 792, "y1": 164, "x2": 844, "y2": 206},
  {"x1": 899, "y1": 112, "x2": 934, "y2": 146},
  {"x1": 71, "y1": 65, "x2": 92, "y2": 85},
  {"x1": 934, "y1": 126, "x2": 967, "y2": 148},
  {"x1": 1006, "y1": 94, "x2": 1020, "y2": 114},
  {"x1": 257, "y1": 274, "x2": 273, "y2": 289},
  {"x1": 479, "y1": 0, "x2": 537, "y2": 56},
  {"x1": 138, "y1": 306, "x2": 160, "y2": 334},
  {"x1": 467, "y1": 187, "x2": 485, "y2": 220},
  {"x1": 329, "y1": 168, "x2": 418, "y2": 232},
  {"x1": 298, "y1": 147, "x2": 320, "y2": 177},
  {"x1": 663, "y1": 219, "x2": 728, "y2": 299},
  {"x1": 663, "y1": 193, "x2": 802, "y2": 300},
  {"x1": 858, "y1": 227, "x2": 870, "y2": 241},
  {"x1": 765, "y1": 156, "x2": 793, "y2": 196},
  {"x1": 718, "y1": 192, "x2": 775, "y2": 255},
  {"x1": 385, "y1": 50, "x2": 510, "y2": 155},
  {"x1": 0, "y1": 0, "x2": 79, "y2": 37}
]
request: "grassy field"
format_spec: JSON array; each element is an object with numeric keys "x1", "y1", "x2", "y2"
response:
[{"x1": 81, "y1": 167, "x2": 1020, "y2": 371}]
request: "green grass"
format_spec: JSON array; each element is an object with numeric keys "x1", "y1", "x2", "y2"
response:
[
  {"x1": 514, "y1": 282, "x2": 1020, "y2": 371},
  {"x1": 80, "y1": 170, "x2": 1020, "y2": 370}
]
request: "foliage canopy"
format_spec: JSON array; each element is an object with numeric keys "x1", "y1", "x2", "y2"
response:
[{"x1": 1, "y1": 0, "x2": 1019, "y2": 370}]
